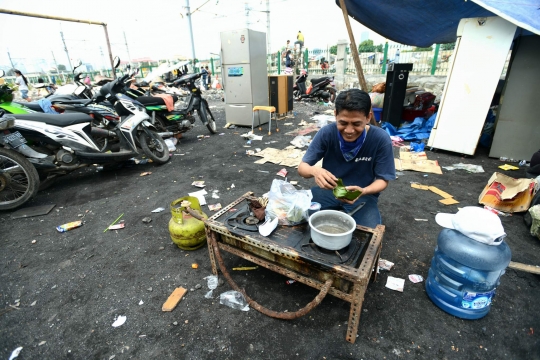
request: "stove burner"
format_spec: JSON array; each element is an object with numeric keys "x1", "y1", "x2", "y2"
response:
[
  {"x1": 245, "y1": 216, "x2": 260, "y2": 225},
  {"x1": 302, "y1": 241, "x2": 354, "y2": 264}
]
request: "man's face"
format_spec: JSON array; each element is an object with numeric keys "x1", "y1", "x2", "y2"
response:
[{"x1": 335, "y1": 109, "x2": 371, "y2": 142}]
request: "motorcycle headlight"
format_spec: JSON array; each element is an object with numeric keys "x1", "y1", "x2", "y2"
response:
[{"x1": 0, "y1": 117, "x2": 15, "y2": 130}]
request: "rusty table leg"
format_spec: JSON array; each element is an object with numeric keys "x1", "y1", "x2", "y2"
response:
[
  {"x1": 346, "y1": 282, "x2": 368, "y2": 343},
  {"x1": 205, "y1": 228, "x2": 218, "y2": 275}
]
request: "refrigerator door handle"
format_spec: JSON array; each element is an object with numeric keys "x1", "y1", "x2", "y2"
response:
[{"x1": 229, "y1": 105, "x2": 247, "y2": 108}]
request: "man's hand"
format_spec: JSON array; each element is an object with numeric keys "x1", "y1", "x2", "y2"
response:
[
  {"x1": 337, "y1": 185, "x2": 363, "y2": 204},
  {"x1": 312, "y1": 167, "x2": 338, "y2": 190}
]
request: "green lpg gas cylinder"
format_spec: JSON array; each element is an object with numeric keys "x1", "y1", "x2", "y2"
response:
[{"x1": 169, "y1": 196, "x2": 208, "y2": 250}]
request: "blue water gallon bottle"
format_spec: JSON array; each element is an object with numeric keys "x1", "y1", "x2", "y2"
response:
[{"x1": 425, "y1": 229, "x2": 512, "y2": 319}]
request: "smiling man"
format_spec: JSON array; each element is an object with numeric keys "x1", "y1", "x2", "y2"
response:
[{"x1": 298, "y1": 89, "x2": 395, "y2": 228}]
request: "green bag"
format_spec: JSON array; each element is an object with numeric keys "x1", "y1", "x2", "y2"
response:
[{"x1": 333, "y1": 178, "x2": 361, "y2": 200}]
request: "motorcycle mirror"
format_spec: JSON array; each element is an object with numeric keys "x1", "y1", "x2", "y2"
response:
[
  {"x1": 75, "y1": 59, "x2": 82, "y2": 67},
  {"x1": 74, "y1": 85, "x2": 86, "y2": 96},
  {"x1": 113, "y1": 56, "x2": 121, "y2": 69},
  {"x1": 0, "y1": 70, "x2": 4, "y2": 78}
]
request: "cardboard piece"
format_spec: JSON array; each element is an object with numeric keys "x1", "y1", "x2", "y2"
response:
[
  {"x1": 394, "y1": 158, "x2": 442, "y2": 175},
  {"x1": 162, "y1": 287, "x2": 187, "y2": 312},
  {"x1": 478, "y1": 172, "x2": 538, "y2": 213},
  {"x1": 253, "y1": 147, "x2": 306, "y2": 168},
  {"x1": 428, "y1": 186, "x2": 454, "y2": 199},
  {"x1": 439, "y1": 198, "x2": 460, "y2": 205},
  {"x1": 498, "y1": 164, "x2": 519, "y2": 171},
  {"x1": 284, "y1": 123, "x2": 319, "y2": 136}
]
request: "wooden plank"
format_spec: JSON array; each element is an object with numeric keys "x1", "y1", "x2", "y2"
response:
[
  {"x1": 508, "y1": 261, "x2": 540, "y2": 275},
  {"x1": 162, "y1": 287, "x2": 187, "y2": 312}
]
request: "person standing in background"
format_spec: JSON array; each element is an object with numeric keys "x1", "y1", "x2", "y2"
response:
[
  {"x1": 205, "y1": 66, "x2": 212, "y2": 88},
  {"x1": 200, "y1": 66, "x2": 208, "y2": 90},
  {"x1": 14, "y1": 70, "x2": 31, "y2": 102},
  {"x1": 294, "y1": 31, "x2": 304, "y2": 51},
  {"x1": 394, "y1": 48, "x2": 400, "y2": 63}
]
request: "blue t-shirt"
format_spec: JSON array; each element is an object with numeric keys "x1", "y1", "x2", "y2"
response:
[{"x1": 302, "y1": 123, "x2": 396, "y2": 196}]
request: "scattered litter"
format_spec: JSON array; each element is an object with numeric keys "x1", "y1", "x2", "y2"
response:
[
  {"x1": 408, "y1": 274, "x2": 424, "y2": 283},
  {"x1": 188, "y1": 189, "x2": 208, "y2": 206},
  {"x1": 11, "y1": 204, "x2": 56, "y2": 219},
  {"x1": 255, "y1": 148, "x2": 262, "y2": 153},
  {"x1": 378, "y1": 259, "x2": 394, "y2": 271},
  {"x1": 212, "y1": 190, "x2": 220, "y2": 199},
  {"x1": 140, "y1": 172, "x2": 152, "y2": 177},
  {"x1": 57, "y1": 221, "x2": 83, "y2": 233},
  {"x1": 439, "y1": 198, "x2": 460, "y2": 205},
  {"x1": 208, "y1": 203, "x2": 222, "y2": 211},
  {"x1": 30, "y1": 301, "x2": 36, "y2": 306},
  {"x1": 257, "y1": 170, "x2": 269, "y2": 173},
  {"x1": 290, "y1": 135, "x2": 312, "y2": 148},
  {"x1": 246, "y1": 150, "x2": 255, "y2": 156},
  {"x1": 395, "y1": 171, "x2": 404, "y2": 176},
  {"x1": 219, "y1": 133, "x2": 225, "y2": 135},
  {"x1": 410, "y1": 142, "x2": 425, "y2": 152},
  {"x1": 108, "y1": 222, "x2": 125, "y2": 230},
  {"x1": 284, "y1": 122, "x2": 293, "y2": 125},
  {"x1": 197, "y1": 135, "x2": 204, "y2": 139},
  {"x1": 286, "y1": 279, "x2": 296, "y2": 285},
  {"x1": 429, "y1": 186, "x2": 454, "y2": 199},
  {"x1": 162, "y1": 287, "x2": 187, "y2": 312},
  {"x1": 112, "y1": 315, "x2": 127, "y2": 327},
  {"x1": 31, "y1": 240, "x2": 36, "y2": 244},
  {"x1": 142, "y1": 217, "x2": 152, "y2": 223},
  {"x1": 224, "y1": 123, "x2": 232, "y2": 128},
  {"x1": 395, "y1": 151, "x2": 442, "y2": 174},
  {"x1": 479, "y1": 172, "x2": 537, "y2": 213},
  {"x1": 423, "y1": 174, "x2": 429, "y2": 177},
  {"x1": 484, "y1": 205, "x2": 512, "y2": 217},
  {"x1": 231, "y1": 184, "x2": 235, "y2": 188},
  {"x1": 311, "y1": 114, "x2": 335, "y2": 127},
  {"x1": 298, "y1": 120, "x2": 309, "y2": 126},
  {"x1": 276, "y1": 168, "x2": 288, "y2": 177},
  {"x1": 164, "y1": 138, "x2": 177, "y2": 152},
  {"x1": 191, "y1": 180, "x2": 205, "y2": 188},
  {"x1": 385, "y1": 276, "x2": 405, "y2": 292},
  {"x1": 414, "y1": 219, "x2": 428, "y2": 221},
  {"x1": 219, "y1": 290, "x2": 249, "y2": 311},
  {"x1": 204, "y1": 275, "x2": 219, "y2": 298},
  {"x1": 38, "y1": 341, "x2": 46, "y2": 346},
  {"x1": 289, "y1": 181, "x2": 298, "y2": 185},
  {"x1": 8, "y1": 347, "x2": 23, "y2": 360},
  {"x1": 442, "y1": 163, "x2": 485, "y2": 173},
  {"x1": 411, "y1": 183, "x2": 429, "y2": 190},
  {"x1": 139, "y1": 300, "x2": 144, "y2": 305},
  {"x1": 192, "y1": 263, "x2": 199, "y2": 269},
  {"x1": 233, "y1": 266, "x2": 258, "y2": 270},
  {"x1": 499, "y1": 164, "x2": 519, "y2": 171},
  {"x1": 241, "y1": 132, "x2": 263, "y2": 141},
  {"x1": 247, "y1": 140, "x2": 252, "y2": 145},
  {"x1": 151, "y1": 207, "x2": 166, "y2": 213}
]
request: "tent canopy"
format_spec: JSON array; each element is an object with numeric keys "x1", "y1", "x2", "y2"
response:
[{"x1": 337, "y1": 0, "x2": 540, "y2": 47}]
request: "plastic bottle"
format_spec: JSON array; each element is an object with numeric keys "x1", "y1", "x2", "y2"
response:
[{"x1": 425, "y1": 229, "x2": 511, "y2": 319}]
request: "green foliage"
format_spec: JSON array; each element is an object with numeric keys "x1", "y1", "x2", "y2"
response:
[
  {"x1": 414, "y1": 46, "x2": 433, "y2": 52},
  {"x1": 441, "y1": 42, "x2": 456, "y2": 51},
  {"x1": 330, "y1": 45, "x2": 337, "y2": 55},
  {"x1": 57, "y1": 64, "x2": 67, "y2": 71},
  {"x1": 358, "y1": 40, "x2": 384, "y2": 53}
]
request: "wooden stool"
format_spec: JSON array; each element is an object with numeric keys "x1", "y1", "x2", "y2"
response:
[{"x1": 252, "y1": 106, "x2": 278, "y2": 135}]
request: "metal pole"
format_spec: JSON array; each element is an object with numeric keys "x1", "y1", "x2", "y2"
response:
[
  {"x1": 382, "y1": 42, "x2": 388, "y2": 74},
  {"x1": 51, "y1": 51, "x2": 64, "y2": 83},
  {"x1": 60, "y1": 31, "x2": 73, "y2": 71},
  {"x1": 266, "y1": 0, "x2": 271, "y2": 73},
  {"x1": 123, "y1": 31, "x2": 132, "y2": 68},
  {"x1": 7, "y1": 51, "x2": 15, "y2": 69},
  {"x1": 245, "y1": 2, "x2": 250, "y2": 29},
  {"x1": 431, "y1": 44, "x2": 440, "y2": 75},
  {"x1": 185, "y1": 0, "x2": 197, "y2": 64},
  {"x1": 338, "y1": 0, "x2": 368, "y2": 91},
  {"x1": 102, "y1": 24, "x2": 116, "y2": 79}
]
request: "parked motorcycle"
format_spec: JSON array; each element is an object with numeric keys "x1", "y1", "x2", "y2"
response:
[
  {"x1": 7, "y1": 70, "x2": 169, "y2": 186},
  {"x1": 293, "y1": 69, "x2": 336, "y2": 103},
  {"x1": 0, "y1": 113, "x2": 40, "y2": 210}
]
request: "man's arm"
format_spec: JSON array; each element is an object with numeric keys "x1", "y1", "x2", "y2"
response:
[{"x1": 298, "y1": 161, "x2": 337, "y2": 190}]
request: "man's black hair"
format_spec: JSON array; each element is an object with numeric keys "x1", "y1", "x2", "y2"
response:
[{"x1": 335, "y1": 88, "x2": 371, "y2": 117}]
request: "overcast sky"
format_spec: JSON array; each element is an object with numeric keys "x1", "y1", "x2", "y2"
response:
[{"x1": 0, "y1": 0, "x2": 387, "y2": 73}]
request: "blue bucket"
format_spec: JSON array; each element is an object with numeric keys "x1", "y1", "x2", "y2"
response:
[{"x1": 372, "y1": 107, "x2": 383, "y2": 122}]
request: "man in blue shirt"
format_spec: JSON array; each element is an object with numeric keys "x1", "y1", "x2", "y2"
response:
[{"x1": 298, "y1": 89, "x2": 395, "y2": 228}]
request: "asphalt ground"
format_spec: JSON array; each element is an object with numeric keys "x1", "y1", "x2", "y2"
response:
[{"x1": 1, "y1": 98, "x2": 539, "y2": 359}]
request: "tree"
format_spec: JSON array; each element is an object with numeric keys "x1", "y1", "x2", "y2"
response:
[
  {"x1": 441, "y1": 42, "x2": 456, "y2": 51},
  {"x1": 57, "y1": 64, "x2": 67, "y2": 71},
  {"x1": 375, "y1": 44, "x2": 383, "y2": 52},
  {"x1": 358, "y1": 39, "x2": 376, "y2": 53},
  {"x1": 329, "y1": 45, "x2": 337, "y2": 55},
  {"x1": 414, "y1": 46, "x2": 433, "y2": 52}
]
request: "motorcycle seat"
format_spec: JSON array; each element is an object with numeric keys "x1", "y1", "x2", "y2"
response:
[
  {"x1": 14, "y1": 113, "x2": 92, "y2": 127},
  {"x1": 136, "y1": 95, "x2": 179, "y2": 106},
  {"x1": 14, "y1": 101, "x2": 43, "y2": 112},
  {"x1": 310, "y1": 77, "x2": 328, "y2": 86}
]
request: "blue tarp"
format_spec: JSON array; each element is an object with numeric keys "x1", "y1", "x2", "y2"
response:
[
  {"x1": 337, "y1": 0, "x2": 539, "y2": 47},
  {"x1": 381, "y1": 112, "x2": 437, "y2": 141}
]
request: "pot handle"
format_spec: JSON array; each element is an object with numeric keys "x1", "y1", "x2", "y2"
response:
[{"x1": 208, "y1": 230, "x2": 333, "y2": 320}]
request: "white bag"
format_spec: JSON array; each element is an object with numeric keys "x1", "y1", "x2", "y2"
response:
[{"x1": 265, "y1": 179, "x2": 312, "y2": 225}]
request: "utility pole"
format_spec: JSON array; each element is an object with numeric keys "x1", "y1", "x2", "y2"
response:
[
  {"x1": 51, "y1": 50, "x2": 64, "y2": 83},
  {"x1": 184, "y1": 0, "x2": 197, "y2": 68},
  {"x1": 245, "y1": 2, "x2": 250, "y2": 29},
  {"x1": 7, "y1": 51, "x2": 15, "y2": 69},
  {"x1": 123, "y1": 31, "x2": 132, "y2": 68},
  {"x1": 60, "y1": 31, "x2": 73, "y2": 71}
]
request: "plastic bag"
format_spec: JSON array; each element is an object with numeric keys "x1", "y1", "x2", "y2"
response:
[
  {"x1": 204, "y1": 275, "x2": 218, "y2": 298},
  {"x1": 529, "y1": 205, "x2": 540, "y2": 240},
  {"x1": 219, "y1": 290, "x2": 249, "y2": 311},
  {"x1": 265, "y1": 179, "x2": 312, "y2": 225}
]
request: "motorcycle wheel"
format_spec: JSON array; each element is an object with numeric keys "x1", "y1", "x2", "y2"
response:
[
  {"x1": 198, "y1": 102, "x2": 217, "y2": 134},
  {"x1": 326, "y1": 87, "x2": 337, "y2": 103},
  {"x1": 139, "y1": 131, "x2": 170, "y2": 164},
  {"x1": 0, "y1": 148, "x2": 39, "y2": 210}
]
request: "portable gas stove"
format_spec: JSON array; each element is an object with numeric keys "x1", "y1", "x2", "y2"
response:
[{"x1": 204, "y1": 192, "x2": 384, "y2": 343}]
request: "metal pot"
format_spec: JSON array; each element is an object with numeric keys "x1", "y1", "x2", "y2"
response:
[{"x1": 308, "y1": 210, "x2": 356, "y2": 250}]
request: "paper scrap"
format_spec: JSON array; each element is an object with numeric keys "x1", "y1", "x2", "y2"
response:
[
  {"x1": 276, "y1": 168, "x2": 288, "y2": 177},
  {"x1": 188, "y1": 189, "x2": 208, "y2": 206},
  {"x1": 499, "y1": 164, "x2": 519, "y2": 171},
  {"x1": 140, "y1": 172, "x2": 152, "y2": 177},
  {"x1": 289, "y1": 181, "x2": 298, "y2": 185},
  {"x1": 191, "y1": 180, "x2": 205, "y2": 188},
  {"x1": 108, "y1": 223, "x2": 125, "y2": 230},
  {"x1": 408, "y1": 274, "x2": 424, "y2": 283},
  {"x1": 8, "y1": 347, "x2": 23, "y2": 360},
  {"x1": 385, "y1": 276, "x2": 405, "y2": 292},
  {"x1": 394, "y1": 158, "x2": 442, "y2": 175},
  {"x1": 439, "y1": 198, "x2": 460, "y2": 205},
  {"x1": 428, "y1": 186, "x2": 454, "y2": 199},
  {"x1": 209, "y1": 203, "x2": 222, "y2": 211},
  {"x1": 151, "y1": 207, "x2": 165, "y2": 213},
  {"x1": 112, "y1": 315, "x2": 127, "y2": 327},
  {"x1": 411, "y1": 183, "x2": 430, "y2": 190},
  {"x1": 378, "y1": 259, "x2": 394, "y2": 271},
  {"x1": 414, "y1": 219, "x2": 428, "y2": 221}
]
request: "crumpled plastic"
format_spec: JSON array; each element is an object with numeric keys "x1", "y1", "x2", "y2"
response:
[
  {"x1": 265, "y1": 179, "x2": 312, "y2": 225},
  {"x1": 529, "y1": 204, "x2": 540, "y2": 240},
  {"x1": 204, "y1": 275, "x2": 218, "y2": 299},
  {"x1": 219, "y1": 290, "x2": 249, "y2": 311}
]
